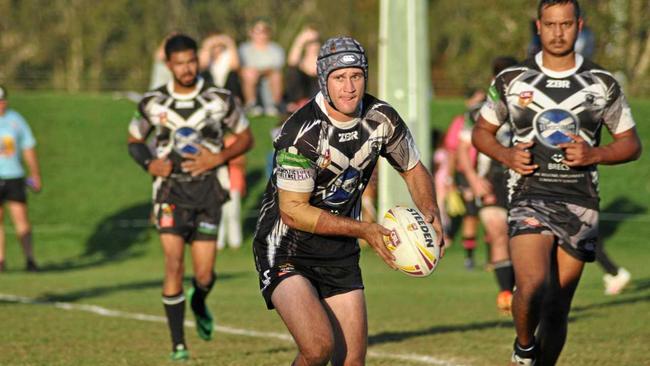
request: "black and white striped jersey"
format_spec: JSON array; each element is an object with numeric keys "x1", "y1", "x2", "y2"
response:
[
  {"x1": 253, "y1": 92, "x2": 420, "y2": 268},
  {"x1": 480, "y1": 52, "x2": 636, "y2": 209},
  {"x1": 129, "y1": 78, "x2": 249, "y2": 208}
]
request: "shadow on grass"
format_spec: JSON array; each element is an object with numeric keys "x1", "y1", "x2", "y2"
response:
[
  {"x1": 368, "y1": 318, "x2": 514, "y2": 346},
  {"x1": 33, "y1": 272, "x2": 246, "y2": 303},
  {"x1": 39, "y1": 202, "x2": 153, "y2": 272}
]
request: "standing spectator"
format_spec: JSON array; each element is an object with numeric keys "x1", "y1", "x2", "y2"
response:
[
  {"x1": 199, "y1": 32, "x2": 243, "y2": 101},
  {"x1": 217, "y1": 134, "x2": 246, "y2": 250},
  {"x1": 239, "y1": 19, "x2": 285, "y2": 117},
  {"x1": 0, "y1": 85, "x2": 42, "y2": 273},
  {"x1": 285, "y1": 26, "x2": 321, "y2": 113}
]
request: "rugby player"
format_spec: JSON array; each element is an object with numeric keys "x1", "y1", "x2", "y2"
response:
[
  {"x1": 472, "y1": 1, "x2": 642, "y2": 364},
  {"x1": 127, "y1": 34, "x2": 253, "y2": 361},
  {"x1": 252, "y1": 36, "x2": 444, "y2": 366}
]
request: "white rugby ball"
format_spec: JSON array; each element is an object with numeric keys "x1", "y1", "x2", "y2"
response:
[{"x1": 381, "y1": 206, "x2": 440, "y2": 277}]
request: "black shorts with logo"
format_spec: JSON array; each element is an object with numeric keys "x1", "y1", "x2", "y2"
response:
[
  {"x1": 256, "y1": 257, "x2": 364, "y2": 310},
  {"x1": 154, "y1": 203, "x2": 222, "y2": 243},
  {"x1": 508, "y1": 199, "x2": 598, "y2": 262},
  {"x1": 0, "y1": 178, "x2": 27, "y2": 203}
]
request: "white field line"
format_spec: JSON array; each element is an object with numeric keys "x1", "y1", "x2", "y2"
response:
[{"x1": 0, "y1": 293, "x2": 467, "y2": 366}]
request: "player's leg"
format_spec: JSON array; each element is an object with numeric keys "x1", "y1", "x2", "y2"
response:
[
  {"x1": 189, "y1": 239, "x2": 217, "y2": 340},
  {"x1": 536, "y1": 246, "x2": 584, "y2": 365},
  {"x1": 461, "y1": 214, "x2": 479, "y2": 269},
  {"x1": 272, "y1": 275, "x2": 334, "y2": 366},
  {"x1": 267, "y1": 69, "x2": 284, "y2": 107},
  {"x1": 322, "y1": 290, "x2": 367, "y2": 366},
  {"x1": 0, "y1": 205, "x2": 5, "y2": 271},
  {"x1": 160, "y1": 233, "x2": 188, "y2": 359},
  {"x1": 7, "y1": 200, "x2": 37, "y2": 271},
  {"x1": 480, "y1": 206, "x2": 514, "y2": 312},
  {"x1": 509, "y1": 233, "x2": 554, "y2": 362}
]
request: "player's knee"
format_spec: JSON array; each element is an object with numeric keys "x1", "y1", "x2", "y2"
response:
[
  {"x1": 194, "y1": 270, "x2": 214, "y2": 287},
  {"x1": 301, "y1": 339, "x2": 333, "y2": 366},
  {"x1": 515, "y1": 278, "x2": 545, "y2": 300},
  {"x1": 165, "y1": 260, "x2": 184, "y2": 277}
]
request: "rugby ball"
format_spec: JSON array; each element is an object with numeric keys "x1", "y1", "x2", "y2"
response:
[{"x1": 381, "y1": 206, "x2": 440, "y2": 277}]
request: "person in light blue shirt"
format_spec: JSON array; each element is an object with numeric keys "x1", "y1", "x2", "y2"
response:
[{"x1": 0, "y1": 86, "x2": 42, "y2": 272}]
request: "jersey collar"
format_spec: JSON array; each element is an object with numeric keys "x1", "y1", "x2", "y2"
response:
[
  {"x1": 166, "y1": 77, "x2": 204, "y2": 100},
  {"x1": 535, "y1": 51, "x2": 583, "y2": 78},
  {"x1": 315, "y1": 92, "x2": 361, "y2": 129}
]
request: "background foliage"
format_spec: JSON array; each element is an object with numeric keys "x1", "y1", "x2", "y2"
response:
[{"x1": 0, "y1": 0, "x2": 649, "y2": 95}]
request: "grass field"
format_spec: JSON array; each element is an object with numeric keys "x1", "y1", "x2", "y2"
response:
[{"x1": 0, "y1": 92, "x2": 649, "y2": 366}]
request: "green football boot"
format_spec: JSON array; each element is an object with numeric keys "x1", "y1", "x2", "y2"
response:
[
  {"x1": 187, "y1": 286, "x2": 214, "y2": 341},
  {"x1": 169, "y1": 344, "x2": 189, "y2": 361}
]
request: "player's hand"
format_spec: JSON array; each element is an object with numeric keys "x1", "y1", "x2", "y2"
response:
[
  {"x1": 148, "y1": 158, "x2": 172, "y2": 177},
  {"x1": 558, "y1": 132, "x2": 596, "y2": 167},
  {"x1": 364, "y1": 223, "x2": 397, "y2": 270},
  {"x1": 422, "y1": 209, "x2": 446, "y2": 258},
  {"x1": 26, "y1": 176, "x2": 42, "y2": 193},
  {"x1": 505, "y1": 141, "x2": 538, "y2": 175},
  {"x1": 181, "y1": 145, "x2": 224, "y2": 177}
]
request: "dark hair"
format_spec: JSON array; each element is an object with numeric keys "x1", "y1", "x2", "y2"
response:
[
  {"x1": 164, "y1": 34, "x2": 197, "y2": 60},
  {"x1": 537, "y1": 0, "x2": 581, "y2": 20},
  {"x1": 492, "y1": 56, "x2": 518, "y2": 76}
]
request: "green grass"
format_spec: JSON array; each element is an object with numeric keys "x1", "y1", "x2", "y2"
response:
[{"x1": 0, "y1": 92, "x2": 648, "y2": 365}]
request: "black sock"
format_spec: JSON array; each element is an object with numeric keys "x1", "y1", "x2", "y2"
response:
[
  {"x1": 191, "y1": 273, "x2": 216, "y2": 317},
  {"x1": 514, "y1": 337, "x2": 536, "y2": 359},
  {"x1": 162, "y1": 292, "x2": 186, "y2": 351},
  {"x1": 494, "y1": 260, "x2": 515, "y2": 291}
]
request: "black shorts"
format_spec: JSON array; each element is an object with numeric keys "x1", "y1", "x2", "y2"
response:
[
  {"x1": 0, "y1": 178, "x2": 27, "y2": 203},
  {"x1": 258, "y1": 261, "x2": 364, "y2": 310},
  {"x1": 154, "y1": 203, "x2": 222, "y2": 243},
  {"x1": 455, "y1": 174, "x2": 479, "y2": 216},
  {"x1": 508, "y1": 199, "x2": 598, "y2": 262}
]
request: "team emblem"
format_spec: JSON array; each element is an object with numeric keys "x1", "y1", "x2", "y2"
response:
[
  {"x1": 324, "y1": 167, "x2": 361, "y2": 207},
  {"x1": 518, "y1": 91, "x2": 534, "y2": 107},
  {"x1": 533, "y1": 108, "x2": 579, "y2": 149},
  {"x1": 173, "y1": 126, "x2": 202, "y2": 155}
]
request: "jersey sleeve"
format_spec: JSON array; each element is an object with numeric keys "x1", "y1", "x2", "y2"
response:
[
  {"x1": 128, "y1": 99, "x2": 154, "y2": 140},
  {"x1": 480, "y1": 76, "x2": 509, "y2": 126},
  {"x1": 222, "y1": 94, "x2": 250, "y2": 134},
  {"x1": 272, "y1": 118, "x2": 319, "y2": 193},
  {"x1": 601, "y1": 77, "x2": 636, "y2": 134},
  {"x1": 15, "y1": 112, "x2": 36, "y2": 150},
  {"x1": 381, "y1": 107, "x2": 421, "y2": 173}
]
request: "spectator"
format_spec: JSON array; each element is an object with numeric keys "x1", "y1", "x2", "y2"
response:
[
  {"x1": 239, "y1": 19, "x2": 285, "y2": 117},
  {"x1": 285, "y1": 26, "x2": 321, "y2": 113},
  {"x1": 199, "y1": 32, "x2": 243, "y2": 101},
  {"x1": 0, "y1": 85, "x2": 42, "y2": 273}
]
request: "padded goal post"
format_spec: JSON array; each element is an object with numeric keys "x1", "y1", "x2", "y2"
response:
[{"x1": 377, "y1": 0, "x2": 432, "y2": 216}]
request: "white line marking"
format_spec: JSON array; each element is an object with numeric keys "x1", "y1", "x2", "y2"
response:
[{"x1": 1, "y1": 293, "x2": 467, "y2": 366}]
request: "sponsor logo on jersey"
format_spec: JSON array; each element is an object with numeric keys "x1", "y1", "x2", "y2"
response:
[
  {"x1": 518, "y1": 91, "x2": 534, "y2": 107},
  {"x1": 533, "y1": 109, "x2": 579, "y2": 149},
  {"x1": 523, "y1": 217, "x2": 542, "y2": 228},
  {"x1": 546, "y1": 79, "x2": 571, "y2": 88},
  {"x1": 488, "y1": 85, "x2": 500, "y2": 102},
  {"x1": 551, "y1": 153, "x2": 565, "y2": 163},
  {"x1": 173, "y1": 126, "x2": 202, "y2": 155},
  {"x1": 317, "y1": 149, "x2": 331, "y2": 169},
  {"x1": 277, "y1": 150, "x2": 312, "y2": 168},
  {"x1": 175, "y1": 100, "x2": 195, "y2": 109},
  {"x1": 324, "y1": 167, "x2": 361, "y2": 206},
  {"x1": 277, "y1": 167, "x2": 313, "y2": 181},
  {"x1": 338, "y1": 131, "x2": 359, "y2": 142},
  {"x1": 339, "y1": 54, "x2": 359, "y2": 64},
  {"x1": 547, "y1": 162, "x2": 570, "y2": 171}
]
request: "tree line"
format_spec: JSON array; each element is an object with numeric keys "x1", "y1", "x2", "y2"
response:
[{"x1": 1, "y1": 0, "x2": 648, "y2": 96}]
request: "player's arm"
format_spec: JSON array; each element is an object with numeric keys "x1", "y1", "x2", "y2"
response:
[
  {"x1": 558, "y1": 128, "x2": 641, "y2": 166},
  {"x1": 398, "y1": 162, "x2": 445, "y2": 253},
  {"x1": 473, "y1": 117, "x2": 538, "y2": 175},
  {"x1": 127, "y1": 103, "x2": 171, "y2": 177},
  {"x1": 278, "y1": 188, "x2": 397, "y2": 269},
  {"x1": 182, "y1": 127, "x2": 253, "y2": 176},
  {"x1": 22, "y1": 148, "x2": 42, "y2": 192}
]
